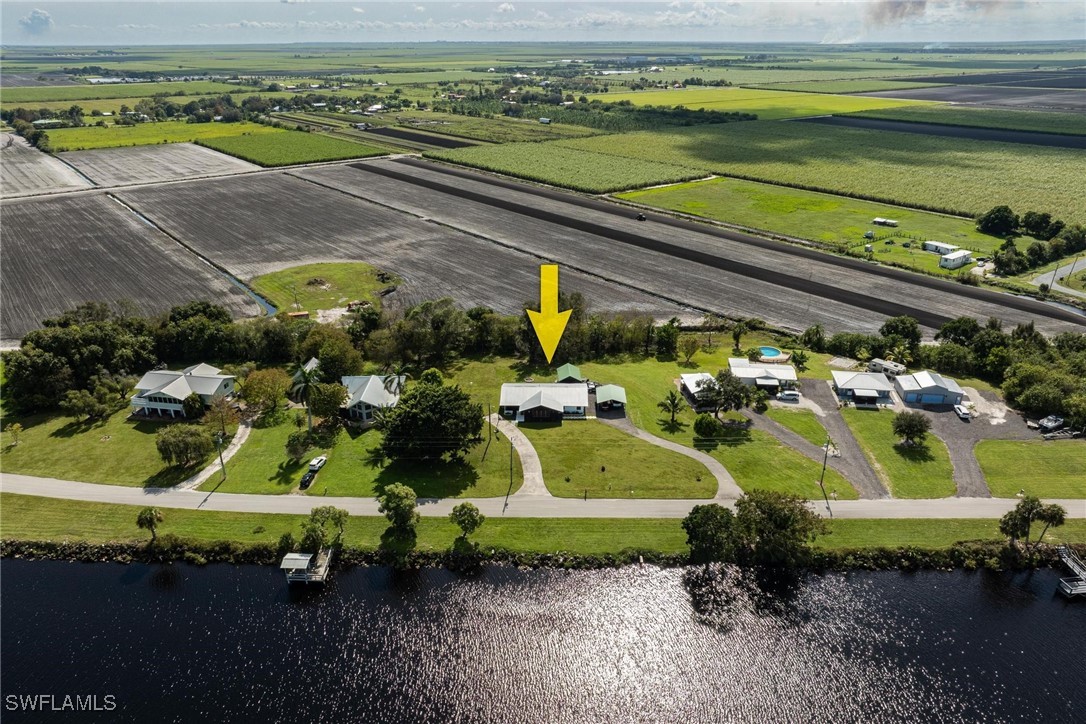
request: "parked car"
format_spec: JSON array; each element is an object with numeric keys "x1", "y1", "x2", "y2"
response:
[
  {"x1": 308, "y1": 455, "x2": 328, "y2": 472},
  {"x1": 776, "y1": 390, "x2": 801, "y2": 402},
  {"x1": 299, "y1": 471, "x2": 316, "y2": 490},
  {"x1": 953, "y1": 404, "x2": 972, "y2": 420}
]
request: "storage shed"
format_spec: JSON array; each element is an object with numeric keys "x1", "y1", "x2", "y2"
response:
[
  {"x1": 594, "y1": 384, "x2": 627, "y2": 409},
  {"x1": 895, "y1": 371, "x2": 964, "y2": 406},
  {"x1": 940, "y1": 249, "x2": 974, "y2": 269},
  {"x1": 922, "y1": 240, "x2": 959, "y2": 255},
  {"x1": 556, "y1": 363, "x2": 585, "y2": 383}
]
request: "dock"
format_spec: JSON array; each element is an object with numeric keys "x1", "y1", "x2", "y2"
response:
[
  {"x1": 1056, "y1": 546, "x2": 1086, "y2": 598},
  {"x1": 280, "y1": 548, "x2": 334, "y2": 585}
]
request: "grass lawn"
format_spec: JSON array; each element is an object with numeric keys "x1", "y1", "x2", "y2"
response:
[
  {"x1": 203, "y1": 416, "x2": 521, "y2": 499},
  {"x1": 0, "y1": 409, "x2": 222, "y2": 488},
  {"x1": 46, "y1": 121, "x2": 281, "y2": 151},
  {"x1": 197, "y1": 129, "x2": 387, "y2": 166},
  {"x1": 841, "y1": 408, "x2": 955, "y2": 498},
  {"x1": 616, "y1": 176, "x2": 1013, "y2": 265},
  {"x1": 520, "y1": 420, "x2": 716, "y2": 499},
  {"x1": 975, "y1": 440, "x2": 1086, "y2": 498},
  {"x1": 5, "y1": 494, "x2": 1084, "y2": 553},
  {"x1": 248, "y1": 262, "x2": 396, "y2": 313},
  {"x1": 764, "y1": 407, "x2": 829, "y2": 447}
]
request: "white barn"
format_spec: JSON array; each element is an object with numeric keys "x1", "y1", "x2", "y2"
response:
[
  {"x1": 341, "y1": 375, "x2": 405, "y2": 426},
  {"x1": 131, "y1": 363, "x2": 235, "y2": 418},
  {"x1": 895, "y1": 371, "x2": 965, "y2": 406}
]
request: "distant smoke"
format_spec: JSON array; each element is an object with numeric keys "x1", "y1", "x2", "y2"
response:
[
  {"x1": 865, "y1": 0, "x2": 1009, "y2": 28},
  {"x1": 18, "y1": 8, "x2": 54, "y2": 35}
]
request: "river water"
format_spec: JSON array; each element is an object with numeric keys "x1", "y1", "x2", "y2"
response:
[{"x1": 1, "y1": 560, "x2": 1083, "y2": 723}]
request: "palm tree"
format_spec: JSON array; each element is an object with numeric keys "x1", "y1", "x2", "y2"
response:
[
  {"x1": 136, "y1": 507, "x2": 163, "y2": 543},
  {"x1": 382, "y1": 362, "x2": 412, "y2": 396},
  {"x1": 791, "y1": 350, "x2": 810, "y2": 371},
  {"x1": 290, "y1": 360, "x2": 322, "y2": 432},
  {"x1": 731, "y1": 321, "x2": 748, "y2": 352},
  {"x1": 1032, "y1": 503, "x2": 1067, "y2": 549},
  {"x1": 658, "y1": 389, "x2": 684, "y2": 424}
]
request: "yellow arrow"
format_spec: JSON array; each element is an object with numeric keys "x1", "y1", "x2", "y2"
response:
[{"x1": 526, "y1": 264, "x2": 572, "y2": 364}]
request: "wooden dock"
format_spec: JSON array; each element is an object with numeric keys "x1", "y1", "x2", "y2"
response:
[
  {"x1": 1056, "y1": 546, "x2": 1086, "y2": 598},
  {"x1": 280, "y1": 548, "x2": 334, "y2": 585}
]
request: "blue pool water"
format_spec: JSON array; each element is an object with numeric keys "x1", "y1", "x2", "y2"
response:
[{"x1": 759, "y1": 346, "x2": 783, "y2": 358}]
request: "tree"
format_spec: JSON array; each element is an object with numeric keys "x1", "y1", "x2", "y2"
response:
[
  {"x1": 449, "y1": 502, "x2": 485, "y2": 539},
  {"x1": 418, "y1": 368, "x2": 443, "y2": 386},
  {"x1": 879, "y1": 316, "x2": 922, "y2": 353},
  {"x1": 999, "y1": 495, "x2": 1043, "y2": 545},
  {"x1": 976, "y1": 205, "x2": 1018, "y2": 236},
  {"x1": 655, "y1": 319, "x2": 680, "y2": 356},
  {"x1": 1, "y1": 347, "x2": 74, "y2": 413},
  {"x1": 300, "y1": 326, "x2": 363, "y2": 382},
  {"x1": 701, "y1": 312, "x2": 721, "y2": 347},
  {"x1": 657, "y1": 389, "x2": 684, "y2": 424},
  {"x1": 732, "y1": 490, "x2": 828, "y2": 569},
  {"x1": 935, "y1": 316, "x2": 981, "y2": 346},
  {"x1": 136, "y1": 507, "x2": 163, "y2": 543},
  {"x1": 679, "y1": 335, "x2": 700, "y2": 364},
  {"x1": 308, "y1": 382, "x2": 347, "y2": 421},
  {"x1": 891, "y1": 411, "x2": 931, "y2": 445},
  {"x1": 59, "y1": 388, "x2": 108, "y2": 420},
  {"x1": 301, "y1": 505, "x2": 349, "y2": 551},
  {"x1": 379, "y1": 483, "x2": 419, "y2": 532},
  {"x1": 693, "y1": 413, "x2": 721, "y2": 439},
  {"x1": 682, "y1": 504, "x2": 738, "y2": 563},
  {"x1": 1033, "y1": 503, "x2": 1067, "y2": 548},
  {"x1": 182, "y1": 392, "x2": 205, "y2": 419},
  {"x1": 243, "y1": 368, "x2": 291, "y2": 415},
  {"x1": 699, "y1": 370, "x2": 749, "y2": 419},
  {"x1": 790, "y1": 349, "x2": 809, "y2": 371},
  {"x1": 800, "y1": 324, "x2": 826, "y2": 352},
  {"x1": 290, "y1": 359, "x2": 322, "y2": 432},
  {"x1": 155, "y1": 424, "x2": 214, "y2": 467},
  {"x1": 203, "y1": 395, "x2": 239, "y2": 437},
  {"x1": 4, "y1": 423, "x2": 23, "y2": 446},
  {"x1": 378, "y1": 383, "x2": 483, "y2": 461},
  {"x1": 751, "y1": 389, "x2": 770, "y2": 413},
  {"x1": 285, "y1": 430, "x2": 312, "y2": 460},
  {"x1": 731, "y1": 321, "x2": 748, "y2": 351}
]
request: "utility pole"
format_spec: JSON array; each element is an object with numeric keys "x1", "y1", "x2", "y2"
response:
[
  {"x1": 215, "y1": 433, "x2": 227, "y2": 481},
  {"x1": 818, "y1": 436, "x2": 832, "y2": 517}
]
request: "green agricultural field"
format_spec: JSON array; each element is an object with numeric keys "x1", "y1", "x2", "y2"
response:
[
  {"x1": 428, "y1": 143, "x2": 705, "y2": 194},
  {"x1": 764, "y1": 407, "x2": 829, "y2": 447},
  {"x1": 520, "y1": 421, "x2": 715, "y2": 499},
  {"x1": 0, "y1": 409, "x2": 225, "y2": 488},
  {"x1": 197, "y1": 129, "x2": 387, "y2": 166},
  {"x1": 249, "y1": 262, "x2": 396, "y2": 312},
  {"x1": 0, "y1": 80, "x2": 254, "y2": 104},
  {"x1": 840, "y1": 408, "x2": 955, "y2": 498},
  {"x1": 590, "y1": 87, "x2": 928, "y2": 120},
  {"x1": 45, "y1": 120, "x2": 281, "y2": 151},
  {"x1": 375, "y1": 111, "x2": 602, "y2": 144},
  {"x1": 975, "y1": 440, "x2": 1086, "y2": 498},
  {"x1": 746, "y1": 80, "x2": 947, "y2": 94},
  {"x1": 849, "y1": 105, "x2": 1086, "y2": 136},
  {"x1": 204, "y1": 418, "x2": 521, "y2": 499},
  {"x1": 553, "y1": 122, "x2": 1086, "y2": 222}
]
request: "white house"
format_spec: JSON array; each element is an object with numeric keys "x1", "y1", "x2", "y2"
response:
[
  {"x1": 940, "y1": 249, "x2": 974, "y2": 270},
  {"x1": 341, "y1": 375, "x2": 405, "y2": 426},
  {"x1": 922, "y1": 240, "x2": 959, "y2": 255},
  {"x1": 680, "y1": 372, "x2": 715, "y2": 404},
  {"x1": 499, "y1": 383, "x2": 588, "y2": 423},
  {"x1": 895, "y1": 371, "x2": 964, "y2": 406},
  {"x1": 868, "y1": 358, "x2": 907, "y2": 377},
  {"x1": 831, "y1": 370, "x2": 896, "y2": 405},
  {"x1": 131, "y1": 363, "x2": 235, "y2": 418},
  {"x1": 728, "y1": 358, "x2": 798, "y2": 390}
]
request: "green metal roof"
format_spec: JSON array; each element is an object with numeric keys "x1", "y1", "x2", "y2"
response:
[
  {"x1": 595, "y1": 384, "x2": 627, "y2": 405},
  {"x1": 556, "y1": 363, "x2": 584, "y2": 382}
]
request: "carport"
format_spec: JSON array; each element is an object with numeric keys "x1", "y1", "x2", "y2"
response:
[{"x1": 595, "y1": 384, "x2": 627, "y2": 410}]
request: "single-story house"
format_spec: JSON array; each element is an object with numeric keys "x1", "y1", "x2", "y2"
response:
[
  {"x1": 131, "y1": 363, "x2": 235, "y2": 418},
  {"x1": 341, "y1": 375, "x2": 405, "y2": 426},
  {"x1": 895, "y1": 371, "x2": 964, "y2": 406},
  {"x1": 728, "y1": 358, "x2": 798, "y2": 390},
  {"x1": 594, "y1": 384, "x2": 627, "y2": 410},
  {"x1": 500, "y1": 383, "x2": 589, "y2": 423},
  {"x1": 556, "y1": 363, "x2": 585, "y2": 383},
  {"x1": 291, "y1": 357, "x2": 320, "y2": 385},
  {"x1": 940, "y1": 249, "x2": 973, "y2": 270},
  {"x1": 868, "y1": 358, "x2": 907, "y2": 377},
  {"x1": 922, "y1": 240, "x2": 959, "y2": 255},
  {"x1": 680, "y1": 372, "x2": 715, "y2": 404},
  {"x1": 831, "y1": 370, "x2": 896, "y2": 405}
]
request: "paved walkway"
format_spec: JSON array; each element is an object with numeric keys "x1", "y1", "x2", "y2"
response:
[
  {"x1": 596, "y1": 415, "x2": 743, "y2": 499},
  {"x1": 487, "y1": 414, "x2": 548, "y2": 496},
  {"x1": 1031, "y1": 259, "x2": 1086, "y2": 300},
  {"x1": 176, "y1": 421, "x2": 253, "y2": 491},
  {"x1": 3, "y1": 474, "x2": 1083, "y2": 519}
]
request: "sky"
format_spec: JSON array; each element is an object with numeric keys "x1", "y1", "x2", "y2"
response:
[{"x1": 3, "y1": 1, "x2": 1085, "y2": 46}]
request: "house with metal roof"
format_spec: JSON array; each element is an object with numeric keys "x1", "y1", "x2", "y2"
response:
[
  {"x1": 728, "y1": 358, "x2": 798, "y2": 390},
  {"x1": 500, "y1": 383, "x2": 588, "y2": 423},
  {"x1": 130, "y1": 363, "x2": 235, "y2": 418},
  {"x1": 830, "y1": 370, "x2": 896, "y2": 405},
  {"x1": 341, "y1": 375, "x2": 405, "y2": 426},
  {"x1": 895, "y1": 371, "x2": 964, "y2": 406},
  {"x1": 556, "y1": 363, "x2": 585, "y2": 383}
]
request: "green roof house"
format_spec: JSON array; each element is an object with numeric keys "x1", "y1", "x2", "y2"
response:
[{"x1": 556, "y1": 363, "x2": 584, "y2": 383}]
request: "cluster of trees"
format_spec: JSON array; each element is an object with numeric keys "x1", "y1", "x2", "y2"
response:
[
  {"x1": 801, "y1": 315, "x2": 923, "y2": 370},
  {"x1": 975, "y1": 206, "x2": 1084, "y2": 277},
  {"x1": 377, "y1": 483, "x2": 485, "y2": 549}
]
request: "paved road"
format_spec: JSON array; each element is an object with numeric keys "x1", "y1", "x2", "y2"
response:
[
  {"x1": 488, "y1": 414, "x2": 548, "y2": 496},
  {"x1": 176, "y1": 421, "x2": 252, "y2": 491},
  {"x1": 1032, "y1": 258, "x2": 1086, "y2": 301},
  {"x1": 3, "y1": 474, "x2": 1084, "y2": 519},
  {"x1": 799, "y1": 379, "x2": 890, "y2": 498}
]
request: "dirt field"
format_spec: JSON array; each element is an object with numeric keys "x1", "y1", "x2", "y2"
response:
[
  {"x1": 796, "y1": 116, "x2": 1086, "y2": 150},
  {"x1": 364, "y1": 126, "x2": 475, "y2": 149},
  {"x1": 0, "y1": 74, "x2": 77, "y2": 87},
  {"x1": 0, "y1": 134, "x2": 92, "y2": 198},
  {"x1": 0, "y1": 194, "x2": 262, "y2": 342},
  {"x1": 59, "y1": 143, "x2": 260, "y2": 187},
  {"x1": 859, "y1": 85, "x2": 1086, "y2": 112},
  {"x1": 897, "y1": 70, "x2": 1086, "y2": 90},
  {"x1": 113, "y1": 174, "x2": 684, "y2": 319}
]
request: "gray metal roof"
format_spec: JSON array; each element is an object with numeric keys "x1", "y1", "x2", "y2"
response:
[
  {"x1": 500, "y1": 383, "x2": 588, "y2": 409},
  {"x1": 133, "y1": 364, "x2": 233, "y2": 401},
  {"x1": 341, "y1": 375, "x2": 404, "y2": 409},
  {"x1": 279, "y1": 553, "x2": 312, "y2": 570},
  {"x1": 831, "y1": 370, "x2": 895, "y2": 392}
]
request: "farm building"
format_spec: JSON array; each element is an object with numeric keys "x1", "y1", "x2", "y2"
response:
[
  {"x1": 868, "y1": 358, "x2": 907, "y2": 377},
  {"x1": 727, "y1": 358, "x2": 798, "y2": 390},
  {"x1": 594, "y1": 384, "x2": 627, "y2": 410},
  {"x1": 895, "y1": 371, "x2": 964, "y2": 406},
  {"x1": 556, "y1": 363, "x2": 585, "y2": 383},
  {"x1": 922, "y1": 240, "x2": 959, "y2": 255},
  {"x1": 831, "y1": 370, "x2": 895, "y2": 405},
  {"x1": 872, "y1": 218, "x2": 898, "y2": 227},
  {"x1": 341, "y1": 375, "x2": 405, "y2": 426},
  {"x1": 500, "y1": 383, "x2": 588, "y2": 423},
  {"x1": 680, "y1": 372, "x2": 715, "y2": 403},
  {"x1": 940, "y1": 249, "x2": 974, "y2": 270},
  {"x1": 131, "y1": 363, "x2": 235, "y2": 418}
]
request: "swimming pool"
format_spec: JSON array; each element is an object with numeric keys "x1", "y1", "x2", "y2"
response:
[{"x1": 759, "y1": 346, "x2": 783, "y2": 358}]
